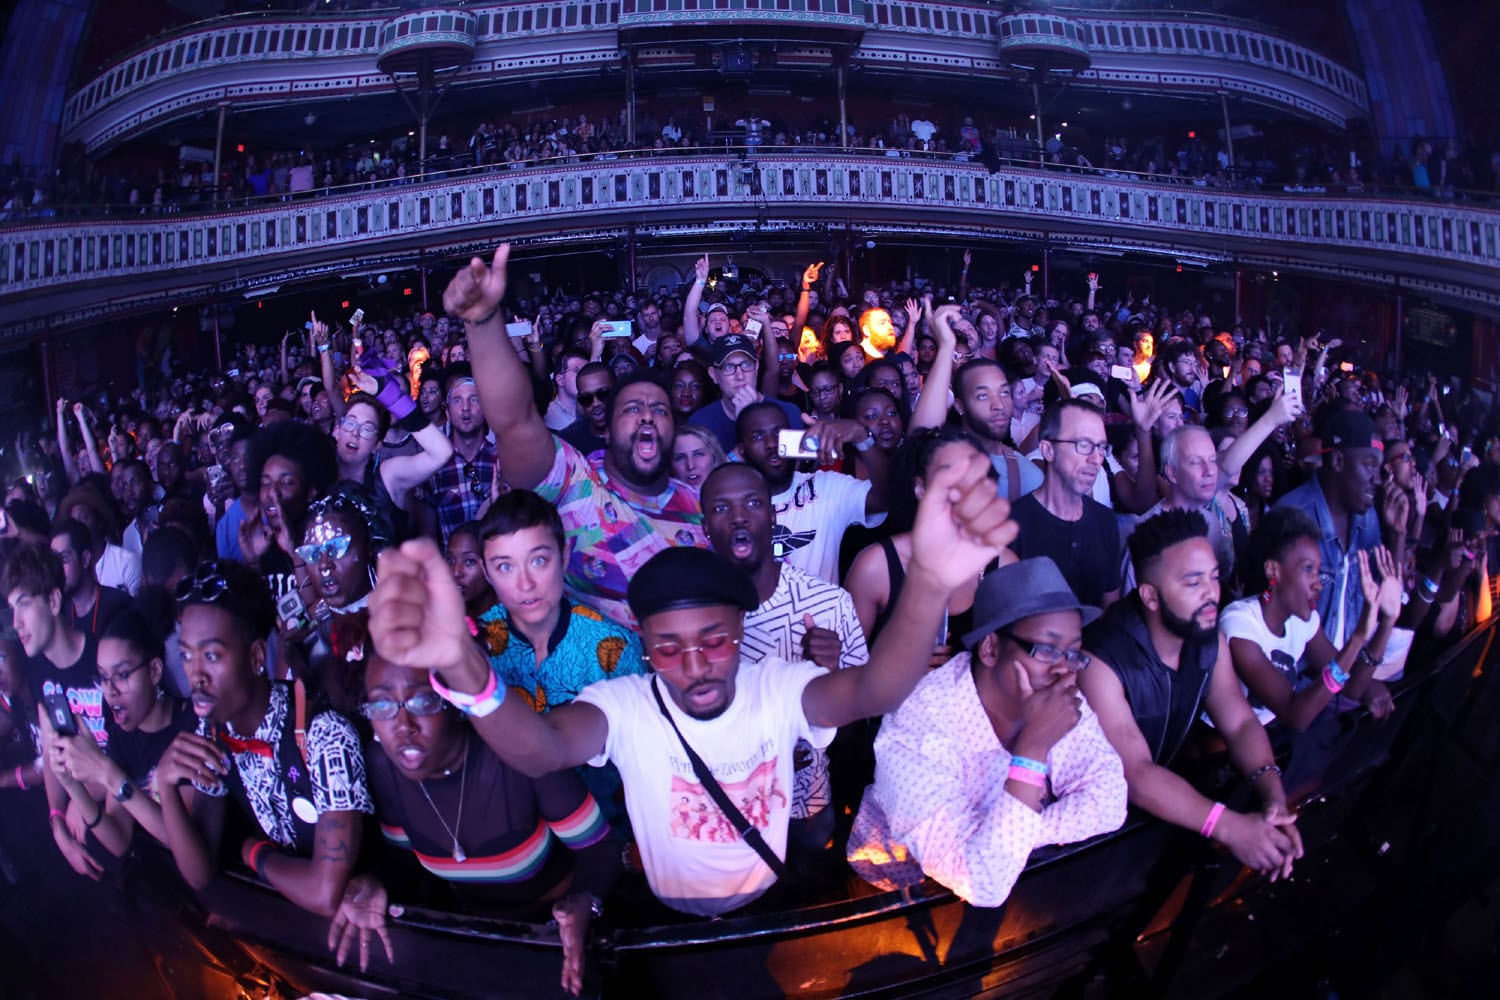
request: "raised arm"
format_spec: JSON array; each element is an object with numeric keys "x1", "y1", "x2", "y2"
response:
[
  {"x1": 792, "y1": 261, "x2": 821, "y2": 339},
  {"x1": 895, "y1": 297, "x2": 920, "y2": 357},
  {"x1": 73, "y1": 404, "x2": 107, "y2": 475},
  {"x1": 1118, "y1": 381, "x2": 1176, "y2": 514},
  {"x1": 368, "y1": 538, "x2": 609, "y2": 777},
  {"x1": 1220, "y1": 383, "x2": 1300, "y2": 487},
  {"x1": 911, "y1": 300, "x2": 959, "y2": 431},
  {"x1": 56, "y1": 399, "x2": 80, "y2": 485},
  {"x1": 802, "y1": 450, "x2": 1017, "y2": 728},
  {"x1": 448, "y1": 245, "x2": 557, "y2": 491},
  {"x1": 682, "y1": 255, "x2": 709, "y2": 345},
  {"x1": 347, "y1": 366, "x2": 455, "y2": 502},
  {"x1": 313, "y1": 313, "x2": 348, "y2": 422}
]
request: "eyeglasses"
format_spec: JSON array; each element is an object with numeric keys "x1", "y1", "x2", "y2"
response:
[
  {"x1": 176, "y1": 563, "x2": 231, "y2": 604},
  {"x1": 1049, "y1": 438, "x2": 1109, "y2": 456},
  {"x1": 96, "y1": 661, "x2": 146, "y2": 693},
  {"x1": 717, "y1": 360, "x2": 757, "y2": 376},
  {"x1": 339, "y1": 416, "x2": 380, "y2": 440},
  {"x1": 1223, "y1": 406, "x2": 1249, "y2": 419},
  {"x1": 465, "y1": 463, "x2": 489, "y2": 497},
  {"x1": 648, "y1": 633, "x2": 741, "y2": 671},
  {"x1": 359, "y1": 689, "x2": 449, "y2": 721},
  {"x1": 296, "y1": 534, "x2": 352, "y2": 565},
  {"x1": 209, "y1": 424, "x2": 237, "y2": 448},
  {"x1": 810, "y1": 385, "x2": 840, "y2": 397},
  {"x1": 576, "y1": 390, "x2": 607, "y2": 407},
  {"x1": 999, "y1": 631, "x2": 1092, "y2": 670}
]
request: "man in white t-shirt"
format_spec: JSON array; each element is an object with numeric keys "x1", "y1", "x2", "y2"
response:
[
  {"x1": 367, "y1": 451, "x2": 1017, "y2": 917},
  {"x1": 701, "y1": 463, "x2": 869, "y2": 837},
  {"x1": 737, "y1": 401, "x2": 888, "y2": 585}
]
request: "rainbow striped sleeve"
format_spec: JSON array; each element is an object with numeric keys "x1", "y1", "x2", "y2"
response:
[
  {"x1": 415, "y1": 823, "x2": 553, "y2": 883},
  {"x1": 381, "y1": 823, "x2": 412, "y2": 849},
  {"x1": 547, "y1": 794, "x2": 609, "y2": 850}
]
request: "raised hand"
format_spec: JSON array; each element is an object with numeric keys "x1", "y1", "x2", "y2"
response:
[
  {"x1": 929, "y1": 303, "x2": 961, "y2": 353},
  {"x1": 309, "y1": 311, "x2": 329, "y2": 349},
  {"x1": 155, "y1": 732, "x2": 230, "y2": 792},
  {"x1": 962, "y1": 249, "x2": 972, "y2": 269},
  {"x1": 800, "y1": 614, "x2": 843, "y2": 670},
  {"x1": 442, "y1": 245, "x2": 511, "y2": 324},
  {"x1": 1390, "y1": 385, "x2": 1410, "y2": 421},
  {"x1": 907, "y1": 448, "x2": 1019, "y2": 593},
  {"x1": 1086, "y1": 272, "x2": 1101, "y2": 293},
  {"x1": 1126, "y1": 379, "x2": 1177, "y2": 429},
  {"x1": 328, "y1": 874, "x2": 396, "y2": 973},
  {"x1": 1378, "y1": 484, "x2": 1410, "y2": 537},
  {"x1": 802, "y1": 260, "x2": 823, "y2": 289},
  {"x1": 694, "y1": 254, "x2": 711, "y2": 284},
  {"x1": 369, "y1": 539, "x2": 481, "y2": 688},
  {"x1": 1265, "y1": 380, "x2": 1304, "y2": 427},
  {"x1": 1372, "y1": 545, "x2": 1404, "y2": 620}
]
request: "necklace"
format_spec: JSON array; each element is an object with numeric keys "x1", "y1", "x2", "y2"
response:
[{"x1": 416, "y1": 744, "x2": 469, "y2": 863}]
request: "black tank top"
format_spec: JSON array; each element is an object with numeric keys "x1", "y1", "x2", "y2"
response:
[{"x1": 870, "y1": 537, "x2": 978, "y2": 646}]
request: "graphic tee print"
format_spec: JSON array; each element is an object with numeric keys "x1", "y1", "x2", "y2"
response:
[{"x1": 668, "y1": 758, "x2": 787, "y2": 842}]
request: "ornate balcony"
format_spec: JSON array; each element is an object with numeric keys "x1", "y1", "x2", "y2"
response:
[
  {"x1": 61, "y1": 2, "x2": 1369, "y2": 155},
  {"x1": 2, "y1": 153, "x2": 1495, "y2": 340}
]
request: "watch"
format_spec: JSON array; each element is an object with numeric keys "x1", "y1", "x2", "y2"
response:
[{"x1": 113, "y1": 778, "x2": 136, "y2": 804}]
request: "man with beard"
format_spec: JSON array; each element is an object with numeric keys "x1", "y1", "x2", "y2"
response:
[
  {"x1": 452, "y1": 246, "x2": 705, "y2": 627},
  {"x1": 736, "y1": 402, "x2": 888, "y2": 586},
  {"x1": 558, "y1": 363, "x2": 613, "y2": 456},
  {"x1": 1008, "y1": 401, "x2": 1123, "y2": 609},
  {"x1": 1159, "y1": 340, "x2": 1205, "y2": 416},
  {"x1": 1273, "y1": 409, "x2": 1383, "y2": 650},
  {"x1": 112, "y1": 459, "x2": 156, "y2": 556},
  {"x1": 914, "y1": 305, "x2": 1042, "y2": 501},
  {"x1": 1079, "y1": 509, "x2": 1304, "y2": 881},
  {"x1": 631, "y1": 300, "x2": 666, "y2": 358},
  {"x1": 50, "y1": 520, "x2": 132, "y2": 637},
  {"x1": 366, "y1": 445, "x2": 1017, "y2": 916},
  {"x1": 701, "y1": 463, "x2": 868, "y2": 839},
  {"x1": 421, "y1": 363, "x2": 498, "y2": 544}
]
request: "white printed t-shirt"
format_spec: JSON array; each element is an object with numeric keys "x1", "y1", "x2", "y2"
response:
[
  {"x1": 770, "y1": 470, "x2": 881, "y2": 585},
  {"x1": 1218, "y1": 596, "x2": 1323, "y2": 727},
  {"x1": 575, "y1": 657, "x2": 836, "y2": 916}
]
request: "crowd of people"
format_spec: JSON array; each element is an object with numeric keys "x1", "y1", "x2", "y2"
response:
[{"x1": 1, "y1": 242, "x2": 1496, "y2": 991}]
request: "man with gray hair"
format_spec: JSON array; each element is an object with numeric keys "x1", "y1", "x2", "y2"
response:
[{"x1": 1149, "y1": 424, "x2": 1242, "y2": 580}]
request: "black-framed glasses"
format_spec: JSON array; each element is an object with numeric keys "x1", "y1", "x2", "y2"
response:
[
  {"x1": 359, "y1": 689, "x2": 449, "y2": 721},
  {"x1": 176, "y1": 563, "x2": 231, "y2": 604},
  {"x1": 1048, "y1": 438, "x2": 1109, "y2": 456},
  {"x1": 576, "y1": 390, "x2": 607, "y2": 407},
  {"x1": 648, "y1": 633, "x2": 741, "y2": 671},
  {"x1": 998, "y1": 631, "x2": 1091, "y2": 670},
  {"x1": 96, "y1": 661, "x2": 147, "y2": 694},
  {"x1": 717, "y1": 360, "x2": 757, "y2": 376}
]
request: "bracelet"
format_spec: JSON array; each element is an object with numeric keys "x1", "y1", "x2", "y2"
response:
[
  {"x1": 1420, "y1": 576, "x2": 1440, "y2": 596},
  {"x1": 1357, "y1": 646, "x2": 1383, "y2": 668},
  {"x1": 469, "y1": 305, "x2": 502, "y2": 327},
  {"x1": 247, "y1": 838, "x2": 274, "y2": 877},
  {"x1": 1009, "y1": 755, "x2": 1048, "y2": 774},
  {"x1": 1200, "y1": 802, "x2": 1226, "y2": 839},
  {"x1": 49, "y1": 809, "x2": 64, "y2": 823},
  {"x1": 854, "y1": 431, "x2": 876, "y2": 453},
  {"x1": 1322, "y1": 664, "x2": 1346, "y2": 694},
  {"x1": 431, "y1": 667, "x2": 506, "y2": 718},
  {"x1": 83, "y1": 804, "x2": 105, "y2": 831},
  {"x1": 14, "y1": 766, "x2": 25, "y2": 791},
  {"x1": 1247, "y1": 763, "x2": 1282, "y2": 786},
  {"x1": 317, "y1": 344, "x2": 329, "y2": 354},
  {"x1": 1006, "y1": 765, "x2": 1048, "y2": 788}
]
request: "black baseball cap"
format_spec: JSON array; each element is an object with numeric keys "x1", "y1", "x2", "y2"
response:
[{"x1": 627, "y1": 547, "x2": 759, "y2": 623}]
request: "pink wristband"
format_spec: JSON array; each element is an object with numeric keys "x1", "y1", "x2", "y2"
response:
[
  {"x1": 1321, "y1": 665, "x2": 1344, "y2": 694},
  {"x1": 1007, "y1": 765, "x2": 1048, "y2": 788},
  {"x1": 14, "y1": 766, "x2": 25, "y2": 791},
  {"x1": 430, "y1": 667, "x2": 498, "y2": 708},
  {"x1": 1200, "y1": 802, "x2": 1226, "y2": 839},
  {"x1": 48, "y1": 808, "x2": 64, "y2": 822}
]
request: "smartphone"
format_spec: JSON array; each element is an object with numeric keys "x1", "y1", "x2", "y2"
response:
[
  {"x1": 601, "y1": 320, "x2": 633, "y2": 339},
  {"x1": 1110, "y1": 364, "x2": 1134, "y2": 382},
  {"x1": 226, "y1": 368, "x2": 240, "y2": 378},
  {"x1": 43, "y1": 692, "x2": 76, "y2": 737},
  {"x1": 206, "y1": 464, "x2": 227, "y2": 490},
  {"x1": 506, "y1": 321, "x2": 534, "y2": 339},
  {"x1": 349, "y1": 308, "x2": 364, "y2": 326},
  {"x1": 744, "y1": 318, "x2": 763, "y2": 337},
  {"x1": 1463, "y1": 445, "x2": 1473, "y2": 464},
  {"x1": 276, "y1": 590, "x2": 313, "y2": 633},
  {"x1": 1282, "y1": 366, "x2": 1303, "y2": 411},
  {"x1": 777, "y1": 429, "x2": 820, "y2": 459}
]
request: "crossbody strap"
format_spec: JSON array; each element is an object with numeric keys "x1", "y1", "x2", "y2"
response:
[{"x1": 650, "y1": 678, "x2": 789, "y2": 881}]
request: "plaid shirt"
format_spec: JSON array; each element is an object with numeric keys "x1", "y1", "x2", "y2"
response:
[{"x1": 420, "y1": 439, "x2": 498, "y2": 543}]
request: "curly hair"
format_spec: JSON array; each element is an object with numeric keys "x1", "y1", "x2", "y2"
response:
[
  {"x1": 1128, "y1": 508, "x2": 1210, "y2": 584},
  {"x1": 1240, "y1": 507, "x2": 1321, "y2": 596},
  {"x1": 244, "y1": 420, "x2": 339, "y2": 504}
]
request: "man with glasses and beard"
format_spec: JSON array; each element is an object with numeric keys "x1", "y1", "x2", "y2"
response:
[
  {"x1": 1078, "y1": 509, "x2": 1304, "y2": 882},
  {"x1": 420, "y1": 363, "x2": 498, "y2": 545},
  {"x1": 452, "y1": 246, "x2": 705, "y2": 627},
  {"x1": 1009, "y1": 400, "x2": 1123, "y2": 609},
  {"x1": 367, "y1": 445, "x2": 1017, "y2": 916}
]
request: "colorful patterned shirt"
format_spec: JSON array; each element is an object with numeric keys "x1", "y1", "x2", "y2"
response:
[
  {"x1": 534, "y1": 437, "x2": 707, "y2": 626},
  {"x1": 479, "y1": 598, "x2": 648, "y2": 715}
]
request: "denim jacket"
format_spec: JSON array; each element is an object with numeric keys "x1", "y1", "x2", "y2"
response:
[{"x1": 1274, "y1": 476, "x2": 1380, "y2": 648}]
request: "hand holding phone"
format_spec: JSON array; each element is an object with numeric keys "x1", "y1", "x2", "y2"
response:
[
  {"x1": 777, "y1": 429, "x2": 820, "y2": 460},
  {"x1": 600, "y1": 320, "x2": 633, "y2": 339},
  {"x1": 43, "y1": 693, "x2": 78, "y2": 737}
]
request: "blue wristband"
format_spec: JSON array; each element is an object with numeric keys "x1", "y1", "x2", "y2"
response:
[
  {"x1": 1328, "y1": 661, "x2": 1351, "y2": 687},
  {"x1": 1009, "y1": 755, "x2": 1049, "y2": 774}
]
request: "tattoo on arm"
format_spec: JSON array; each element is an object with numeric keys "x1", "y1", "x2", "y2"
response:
[{"x1": 313, "y1": 813, "x2": 354, "y2": 864}]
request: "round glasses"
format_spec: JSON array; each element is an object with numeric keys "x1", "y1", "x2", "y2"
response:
[
  {"x1": 359, "y1": 689, "x2": 449, "y2": 721},
  {"x1": 648, "y1": 633, "x2": 741, "y2": 672}
]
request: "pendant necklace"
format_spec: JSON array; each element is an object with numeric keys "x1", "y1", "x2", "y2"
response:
[{"x1": 417, "y1": 744, "x2": 469, "y2": 863}]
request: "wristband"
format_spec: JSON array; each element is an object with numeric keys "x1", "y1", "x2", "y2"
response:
[
  {"x1": 1200, "y1": 802, "x2": 1226, "y2": 839},
  {"x1": 1247, "y1": 763, "x2": 1282, "y2": 785},
  {"x1": 469, "y1": 305, "x2": 502, "y2": 327},
  {"x1": 247, "y1": 838, "x2": 274, "y2": 877},
  {"x1": 1328, "y1": 660, "x2": 1351, "y2": 686},
  {"x1": 1007, "y1": 765, "x2": 1047, "y2": 788},
  {"x1": 431, "y1": 667, "x2": 507, "y2": 718},
  {"x1": 317, "y1": 344, "x2": 330, "y2": 354},
  {"x1": 1009, "y1": 755, "x2": 1048, "y2": 774},
  {"x1": 14, "y1": 766, "x2": 25, "y2": 791},
  {"x1": 1322, "y1": 664, "x2": 1346, "y2": 694},
  {"x1": 49, "y1": 808, "x2": 64, "y2": 823},
  {"x1": 1420, "y1": 576, "x2": 1440, "y2": 597}
]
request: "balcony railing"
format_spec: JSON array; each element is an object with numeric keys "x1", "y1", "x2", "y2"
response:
[
  {"x1": 3, "y1": 152, "x2": 1496, "y2": 340},
  {"x1": 61, "y1": 1, "x2": 1369, "y2": 155}
]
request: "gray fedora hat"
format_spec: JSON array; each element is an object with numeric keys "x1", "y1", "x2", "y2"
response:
[{"x1": 960, "y1": 557, "x2": 1101, "y2": 650}]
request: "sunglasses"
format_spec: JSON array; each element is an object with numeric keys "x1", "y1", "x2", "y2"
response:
[
  {"x1": 576, "y1": 390, "x2": 608, "y2": 407},
  {"x1": 648, "y1": 632, "x2": 741, "y2": 671},
  {"x1": 360, "y1": 689, "x2": 448, "y2": 721},
  {"x1": 295, "y1": 535, "x2": 352, "y2": 565},
  {"x1": 175, "y1": 563, "x2": 231, "y2": 604}
]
